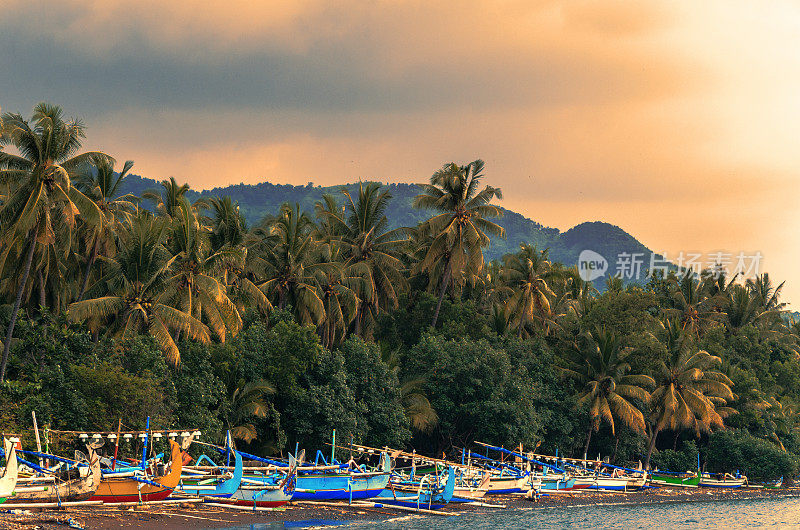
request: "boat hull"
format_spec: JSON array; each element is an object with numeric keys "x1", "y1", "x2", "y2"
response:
[
  {"x1": 292, "y1": 472, "x2": 389, "y2": 501},
  {"x1": 651, "y1": 474, "x2": 700, "y2": 487},
  {"x1": 91, "y1": 440, "x2": 182, "y2": 503},
  {"x1": 699, "y1": 473, "x2": 746, "y2": 488},
  {"x1": 179, "y1": 450, "x2": 243, "y2": 499},
  {"x1": 539, "y1": 475, "x2": 577, "y2": 491},
  {"x1": 7, "y1": 452, "x2": 101, "y2": 504},
  {"x1": 224, "y1": 486, "x2": 293, "y2": 507},
  {"x1": 485, "y1": 475, "x2": 530, "y2": 494}
]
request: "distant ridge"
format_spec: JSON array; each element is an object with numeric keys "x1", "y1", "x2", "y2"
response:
[{"x1": 119, "y1": 175, "x2": 658, "y2": 286}]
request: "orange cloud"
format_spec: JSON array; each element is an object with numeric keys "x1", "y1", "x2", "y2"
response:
[{"x1": 3, "y1": 0, "x2": 799, "y2": 303}]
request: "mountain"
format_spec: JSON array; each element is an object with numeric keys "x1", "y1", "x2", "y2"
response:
[{"x1": 119, "y1": 175, "x2": 659, "y2": 286}]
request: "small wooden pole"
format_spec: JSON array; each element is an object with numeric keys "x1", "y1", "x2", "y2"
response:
[
  {"x1": 112, "y1": 419, "x2": 122, "y2": 471},
  {"x1": 31, "y1": 411, "x2": 43, "y2": 468}
]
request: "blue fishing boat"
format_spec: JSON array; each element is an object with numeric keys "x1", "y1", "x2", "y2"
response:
[
  {"x1": 293, "y1": 453, "x2": 391, "y2": 501},
  {"x1": 539, "y1": 473, "x2": 577, "y2": 491},
  {"x1": 178, "y1": 449, "x2": 243, "y2": 499}
]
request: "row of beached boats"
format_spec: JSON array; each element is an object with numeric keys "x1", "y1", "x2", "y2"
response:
[{"x1": 0, "y1": 424, "x2": 776, "y2": 513}]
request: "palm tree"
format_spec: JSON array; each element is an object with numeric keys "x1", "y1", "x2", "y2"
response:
[
  {"x1": 551, "y1": 265, "x2": 596, "y2": 323},
  {"x1": 746, "y1": 273, "x2": 787, "y2": 332},
  {"x1": 724, "y1": 284, "x2": 761, "y2": 333},
  {"x1": 223, "y1": 379, "x2": 275, "y2": 444},
  {"x1": 251, "y1": 203, "x2": 324, "y2": 325},
  {"x1": 643, "y1": 318, "x2": 736, "y2": 470},
  {"x1": 381, "y1": 348, "x2": 438, "y2": 433},
  {"x1": 559, "y1": 327, "x2": 654, "y2": 457},
  {"x1": 747, "y1": 273, "x2": 785, "y2": 313},
  {"x1": 500, "y1": 244, "x2": 557, "y2": 337},
  {"x1": 67, "y1": 214, "x2": 210, "y2": 365},
  {"x1": 316, "y1": 183, "x2": 407, "y2": 337},
  {"x1": 313, "y1": 243, "x2": 358, "y2": 349},
  {"x1": 412, "y1": 160, "x2": 504, "y2": 327},
  {"x1": 164, "y1": 198, "x2": 242, "y2": 342},
  {"x1": 207, "y1": 196, "x2": 248, "y2": 253},
  {"x1": 203, "y1": 197, "x2": 272, "y2": 316},
  {"x1": 142, "y1": 177, "x2": 191, "y2": 218},
  {"x1": 0, "y1": 103, "x2": 107, "y2": 381},
  {"x1": 668, "y1": 271, "x2": 721, "y2": 336},
  {"x1": 73, "y1": 156, "x2": 137, "y2": 301}
]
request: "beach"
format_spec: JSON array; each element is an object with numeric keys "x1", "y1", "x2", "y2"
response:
[{"x1": 0, "y1": 487, "x2": 796, "y2": 529}]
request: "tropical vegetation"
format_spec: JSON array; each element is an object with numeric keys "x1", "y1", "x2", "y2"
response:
[{"x1": 0, "y1": 103, "x2": 799, "y2": 481}]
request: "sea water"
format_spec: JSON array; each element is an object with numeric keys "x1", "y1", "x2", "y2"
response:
[{"x1": 225, "y1": 496, "x2": 800, "y2": 529}]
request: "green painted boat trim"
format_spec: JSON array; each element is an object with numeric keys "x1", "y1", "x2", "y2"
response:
[{"x1": 651, "y1": 473, "x2": 700, "y2": 487}]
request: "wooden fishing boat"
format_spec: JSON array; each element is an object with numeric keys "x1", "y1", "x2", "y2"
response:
[
  {"x1": 0, "y1": 439, "x2": 19, "y2": 502},
  {"x1": 219, "y1": 458, "x2": 297, "y2": 508},
  {"x1": 450, "y1": 473, "x2": 491, "y2": 502},
  {"x1": 91, "y1": 439, "x2": 183, "y2": 503},
  {"x1": 484, "y1": 473, "x2": 532, "y2": 494},
  {"x1": 650, "y1": 471, "x2": 700, "y2": 487},
  {"x1": 573, "y1": 475, "x2": 631, "y2": 491},
  {"x1": 377, "y1": 467, "x2": 455, "y2": 510},
  {"x1": 698, "y1": 472, "x2": 747, "y2": 488},
  {"x1": 539, "y1": 473, "x2": 577, "y2": 491},
  {"x1": 6, "y1": 448, "x2": 101, "y2": 504},
  {"x1": 292, "y1": 453, "x2": 391, "y2": 501},
  {"x1": 178, "y1": 449, "x2": 243, "y2": 499}
]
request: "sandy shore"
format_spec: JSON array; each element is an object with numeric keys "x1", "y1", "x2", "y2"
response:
[{"x1": 0, "y1": 488, "x2": 796, "y2": 529}]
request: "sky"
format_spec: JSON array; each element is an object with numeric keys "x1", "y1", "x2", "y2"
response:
[{"x1": 1, "y1": 1, "x2": 799, "y2": 302}]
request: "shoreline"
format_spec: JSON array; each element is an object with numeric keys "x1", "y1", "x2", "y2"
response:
[{"x1": 0, "y1": 488, "x2": 796, "y2": 529}]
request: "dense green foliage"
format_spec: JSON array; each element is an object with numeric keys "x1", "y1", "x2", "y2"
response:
[{"x1": 1, "y1": 103, "x2": 800, "y2": 483}]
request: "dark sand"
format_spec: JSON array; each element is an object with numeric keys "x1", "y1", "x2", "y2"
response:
[{"x1": 0, "y1": 488, "x2": 797, "y2": 529}]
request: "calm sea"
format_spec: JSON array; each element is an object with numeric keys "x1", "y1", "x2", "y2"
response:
[{"x1": 227, "y1": 496, "x2": 800, "y2": 529}]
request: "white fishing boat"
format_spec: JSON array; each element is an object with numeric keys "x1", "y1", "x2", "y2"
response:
[{"x1": 699, "y1": 472, "x2": 747, "y2": 488}]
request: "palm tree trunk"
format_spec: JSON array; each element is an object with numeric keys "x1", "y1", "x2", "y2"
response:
[
  {"x1": 278, "y1": 289, "x2": 286, "y2": 310},
  {"x1": 643, "y1": 426, "x2": 661, "y2": 471},
  {"x1": 37, "y1": 270, "x2": 45, "y2": 308},
  {"x1": 1, "y1": 230, "x2": 37, "y2": 382},
  {"x1": 431, "y1": 260, "x2": 452, "y2": 327},
  {"x1": 583, "y1": 423, "x2": 594, "y2": 460},
  {"x1": 77, "y1": 238, "x2": 99, "y2": 302},
  {"x1": 354, "y1": 305, "x2": 362, "y2": 337}
]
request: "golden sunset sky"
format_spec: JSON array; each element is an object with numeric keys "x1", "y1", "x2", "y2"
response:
[{"x1": 2, "y1": 1, "x2": 799, "y2": 301}]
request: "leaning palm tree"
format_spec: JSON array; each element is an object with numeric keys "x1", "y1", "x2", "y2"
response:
[
  {"x1": 0, "y1": 103, "x2": 107, "y2": 381},
  {"x1": 412, "y1": 160, "x2": 504, "y2": 326},
  {"x1": 643, "y1": 318, "x2": 736, "y2": 470},
  {"x1": 559, "y1": 327, "x2": 654, "y2": 458},
  {"x1": 73, "y1": 156, "x2": 137, "y2": 301},
  {"x1": 67, "y1": 213, "x2": 210, "y2": 365},
  {"x1": 500, "y1": 244, "x2": 557, "y2": 337}
]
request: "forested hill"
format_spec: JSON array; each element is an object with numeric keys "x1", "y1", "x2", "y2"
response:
[{"x1": 119, "y1": 174, "x2": 657, "y2": 282}]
